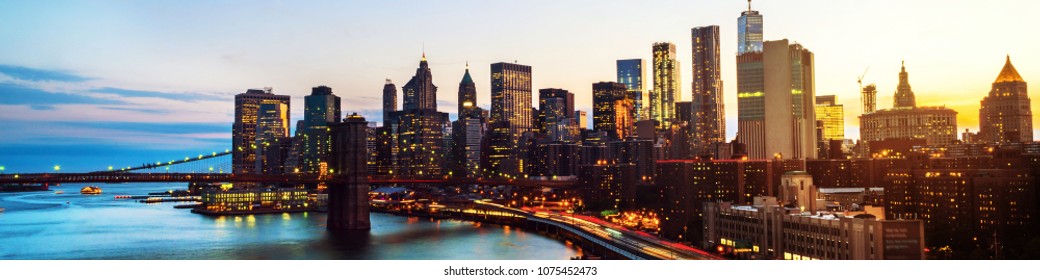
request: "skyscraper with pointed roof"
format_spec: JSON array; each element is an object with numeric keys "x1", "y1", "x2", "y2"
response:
[
  {"x1": 893, "y1": 61, "x2": 916, "y2": 108},
  {"x1": 394, "y1": 53, "x2": 449, "y2": 176},
  {"x1": 980, "y1": 55, "x2": 1032, "y2": 143}
]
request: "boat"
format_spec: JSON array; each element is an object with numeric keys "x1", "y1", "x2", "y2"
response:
[
  {"x1": 80, "y1": 186, "x2": 103, "y2": 195},
  {"x1": 54, "y1": 190, "x2": 65, "y2": 194}
]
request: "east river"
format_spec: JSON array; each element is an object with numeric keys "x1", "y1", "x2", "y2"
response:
[{"x1": 0, "y1": 183, "x2": 579, "y2": 259}]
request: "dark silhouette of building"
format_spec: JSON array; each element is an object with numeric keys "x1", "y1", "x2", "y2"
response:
[
  {"x1": 300, "y1": 85, "x2": 341, "y2": 174},
  {"x1": 328, "y1": 113, "x2": 371, "y2": 231},
  {"x1": 593, "y1": 82, "x2": 633, "y2": 141},
  {"x1": 382, "y1": 79, "x2": 397, "y2": 126}
]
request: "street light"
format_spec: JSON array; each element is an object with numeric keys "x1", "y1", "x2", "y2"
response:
[
  {"x1": 0, "y1": 166, "x2": 5, "y2": 174},
  {"x1": 53, "y1": 165, "x2": 61, "y2": 172}
]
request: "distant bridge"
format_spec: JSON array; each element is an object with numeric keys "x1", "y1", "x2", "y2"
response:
[{"x1": 0, "y1": 173, "x2": 577, "y2": 188}]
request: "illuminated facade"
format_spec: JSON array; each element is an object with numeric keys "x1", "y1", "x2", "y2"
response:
[
  {"x1": 691, "y1": 25, "x2": 725, "y2": 157},
  {"x1": 815, "y1": 95, "x2": 845, "y2": 141},
  {"x1": 489, "y1": 62, "x2": 533, "y2": 177},
  {"x1": 980, "y1": 56, "x2": 1032, "y2": 144},
  {"x1": 593, "y1": 82, "x2": 633, "y2": 141},
  {"x1": 452, "y1": 65, "x2": 486, "y2": 177},
  {"x1": 395, "y1": 55, "x2": 449, "y2": 176},
  {"x1": 860, "y1": 63, "x2": 958, "y2": 150},
  {"x1": 538, "y1": 88, "x2": 575, "y2": 134},
  {"x1": 617, "y1": 59, "x2": 646, "y2": 120},
  {"x1": 233, "y1": 88, "x2": 290, "y2": 174},
  {"x1": 255, "y1": 102, "x2": 290, "y2": 174},
  {"x1": 300, "y1": 86, "x2": 341, "y2": 174},
  {"x1": 651, "y1": 42, "x2": 680, "y2": 130},
  {"x1": 199, "y1": 188, "x2": 310, "y2": 213}
]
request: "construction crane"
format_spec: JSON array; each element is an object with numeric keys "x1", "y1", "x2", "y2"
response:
[{"x1": 857, "y1": 67, "x2": 877, "y2": 114}]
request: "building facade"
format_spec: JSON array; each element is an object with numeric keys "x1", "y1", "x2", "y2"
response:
[
  {"x1": 691, "y1": 25, "x2": 725, "y2": 157},
  {"x1": 233, "y1": 88, "x2": 291, "y2": 174},
  {"x1": 652, "y1": 42, "x2": 680, "y2": 130},
  {"x1": 859, "y1": 62, "x2": 958, "y2": 152},
  {"x1": 980, "y1": 56, "x2": 1032, "y2": 144},
  {"x1": 617, "y1": 59, "x2": 647, "y2": 120},
  {"x1": 300, "y1": 85, "x2": 341, "y2": 174},
  {"x1": 489, "y1": 62, "x2": 533, "y2": 177}
]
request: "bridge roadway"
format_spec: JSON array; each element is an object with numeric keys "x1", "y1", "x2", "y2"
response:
[
  {"x1": 0, "y1": 173, "x2": 577, "y2": 188},
  {"x1": 472, "y1": 201, "x2": 723, "y2": 260}
]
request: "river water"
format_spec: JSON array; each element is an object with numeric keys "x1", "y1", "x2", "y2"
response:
[{"x1": 0, "y1": 183, "x2": 579, "y2": 260}]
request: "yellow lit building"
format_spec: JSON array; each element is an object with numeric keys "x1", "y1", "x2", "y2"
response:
[{"x1": 815, "y1": 95, "x2": 844, "y2": 141}]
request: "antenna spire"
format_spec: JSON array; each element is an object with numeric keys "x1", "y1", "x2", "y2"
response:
[
  {"x1": 421, "y1": 43, "x2": 426, "y2": 61},
  {"x1": 748, "y1": 0, "x2": 752, "y2": 13}
]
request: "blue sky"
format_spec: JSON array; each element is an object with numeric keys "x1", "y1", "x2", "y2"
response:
[{"x1": 1, "y1": 0, "x2": 1038, "y2": 172}]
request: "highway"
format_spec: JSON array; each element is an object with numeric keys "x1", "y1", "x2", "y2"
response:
[{"x1": 474, "y1": 200, "x2": 723, "y2": 260}]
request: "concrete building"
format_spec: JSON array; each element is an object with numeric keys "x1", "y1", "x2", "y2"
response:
[
  {"x1": 703, "y1": 198, "x2": 926, "y2": 260},
  {"x1": 859, "y1": 62, "x2": 958, "y2": 152}
]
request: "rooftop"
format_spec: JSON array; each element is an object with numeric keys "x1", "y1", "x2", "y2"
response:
[{"x1": 995, "y1": 55, "x2": 1025, "y2": 83}]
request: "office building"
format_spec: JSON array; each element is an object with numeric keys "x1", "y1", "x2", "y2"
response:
[
  {"x1": 255, "y1": 102, "x2": 290, "y2": 174},
  {"x1": 736, "y1": 3, "x2": 766, "y2": 159},
  {"x1": 617, "y1": 59, "x2": 647, "y2": 120},
  {"x1": 233, "y1": 88, "x2": 291, "y2": 174},
  {"x1": 860, "y1": 62, "x2": 958, "y2": 151},
  {"x1": 383, "y1": 79, "x2": 397, "y2": 125},
  {"x1": 395, "y1": 54, "x2": 449, "y2": 176},
  {"x1": 737, "y1": 0, "x2": 763, "y2": 55},
  {"x1": 300, "y1": 85, "x2": 341, "y2": 174},
  {"x1": 652, "y1": 42, "x2": 680, "y2": 129},
  {"x1": 593, "y1": 82, "x2": 634, "y2": 141},
  {"x1": 489, "y1": 62, "x2": 533, "y2": 177},
  {"x1": 980, "y1": 55, "x2": 1032, "y2": 144},
  {"x1": 815, "y1": 95, "x2": 845, "y2": 141}
]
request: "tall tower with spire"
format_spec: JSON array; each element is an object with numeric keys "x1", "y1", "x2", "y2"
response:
[
  {"x1": 736, "y1": 1, "x2": 767, "y2": 158},
  {"x1": 458, "y1": 62, "x2": 477, "y2": 118},
  {"x1": 893, "y1": 61, "x2": 917, "y2": 108},
  {"x1": 394, "y1": 53, "x2": 449, "y2": 176},
  {"x1": 980, "y1": 55, "x2": 1032, "y2": 143},
  {"x1": 403, "y1": 52, "x2": 437, "y2": 111}
]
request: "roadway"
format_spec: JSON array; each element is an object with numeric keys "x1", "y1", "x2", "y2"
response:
[{"x1": 474, "y1": 200, "x2": 723, "y2": 260}]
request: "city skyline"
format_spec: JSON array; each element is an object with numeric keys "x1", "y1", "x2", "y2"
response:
[{"x1": 2, "y1": 0, "x2": 1038, "y2": 172}]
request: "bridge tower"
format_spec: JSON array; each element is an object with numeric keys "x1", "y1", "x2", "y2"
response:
[{"x1": 327, "y1": 113, "x2": 371, "y2": 230}]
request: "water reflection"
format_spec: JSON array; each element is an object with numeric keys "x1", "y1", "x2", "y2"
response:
[{"x1": 0, "y1": 183, "x2": 578, "y2": 260}]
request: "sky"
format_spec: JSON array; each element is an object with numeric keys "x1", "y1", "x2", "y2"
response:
[{"x1": 1, "y1": 0, "x2": 1038, "y2": 173}]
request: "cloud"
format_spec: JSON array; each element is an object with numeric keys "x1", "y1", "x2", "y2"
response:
[{"x1": 0, "y1": 64, "x2": 91, "y2": 82}]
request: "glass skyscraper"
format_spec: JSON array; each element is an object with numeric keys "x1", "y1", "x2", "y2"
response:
[
  {"x1": 616, "y1": 59, "x2": 645, "y2": 120},
  {"x1": 738, "y1": 1, "x2": 763, "y2": 55},
  {"x1": 690, "y1": 25, "x2": 725, "y2": 157},
  {"x1": 489, "y1": 62, "x2": 533, "y2": 177},
  {"x1": 300, "y1": 85, "x2": 341, "y2": 174}
]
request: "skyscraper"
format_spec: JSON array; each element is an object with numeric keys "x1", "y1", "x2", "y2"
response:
[
  {"x1": 652, "y1": 42, "x2": 680, "y2": 130},
  {"x1": 255, "y1": 102, "x2": 290, "y2": 174},
  {"x1": 980, "y1": 55, "x2": 1032, "y2": 143},
  {"x1": 453, "y1": 64, "x2": 486, "y2": 177},
  {"x1": 538, "y1": 88, "x2": 575, "y2": 134},
  {"x1": 233, "y1": 88, "x2": 291, "y2": 174},
  {"x1": 402, "y1": 53, "x2": 438, "y2": 111},
  {"x1": 859, "y1": 62, "x2": 958, "y2": 151},
  {"x1": 690, "y1": 25, "x2": 725, "y2": 157},
  {"x1": 617, "y1": 59, "x2": 646, "y2": 120},
  {"x1": 736, "y1": 3, "x2": 766, "y2": 159},
  {"x1": 396, "y1": 54, "x2": 448, "y2": 176},
  {"x1": 489, "y1": 62, "x2": 533, "y2": 177},
  {"x1": 815, "y1": 95, "x2": 845, "y2": 141},
  {"x1": 300, "y1": 85, "x2": 341, "y2": 174},
  {"x1": 738, "y1": 0, "x2": 763, "y2": 55},
  {"x1": 760, "y1": 39, "x2": 816, "y2": 160},
  {"x1": 382, "y1": 79, "x2": 397, "y2": 125},
  {"x1": 593, "y1": 82, "x2": 633, "y2": 141}
]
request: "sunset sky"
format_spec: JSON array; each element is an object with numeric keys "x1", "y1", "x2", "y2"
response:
[{"x1": 1, "y1": 0, "x2": 1037, "y2": 172}]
